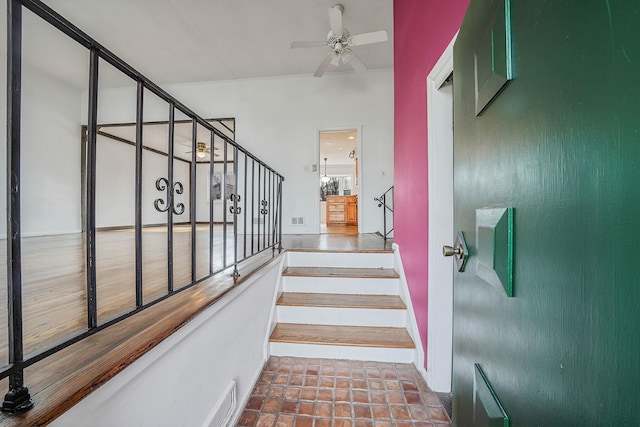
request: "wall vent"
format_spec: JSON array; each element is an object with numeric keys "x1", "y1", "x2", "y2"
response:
[
  {"x1": 291, "y1": 217, "x2": 304, "y2": 225},
  {"x1": 206, "y1": 380, "x2": 236, "y2": 427}
]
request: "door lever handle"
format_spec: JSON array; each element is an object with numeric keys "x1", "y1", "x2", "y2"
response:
[{"x1": 442, "y1": 231, "x2": 469, "y2": 272}]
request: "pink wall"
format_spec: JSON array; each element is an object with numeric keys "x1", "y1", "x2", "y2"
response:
[{"x1": 393, "y1": 0, "x2": 469, "y2": 364}]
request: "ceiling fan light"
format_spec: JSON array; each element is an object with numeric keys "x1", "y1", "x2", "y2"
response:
[{"x1": 197, "y1": 151, "x2": 206, "y2": 159}]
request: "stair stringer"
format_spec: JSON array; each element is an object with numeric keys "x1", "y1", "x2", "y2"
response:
[
  {"x1": 263, "y1": 252, "x2": 288, "y2": 358},
  {"x1": 392, "y1": 243, "x2": 426, "y2": 378}
]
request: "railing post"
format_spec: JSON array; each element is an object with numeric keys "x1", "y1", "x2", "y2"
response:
[
  {"x1": 222, "y1": 141, "x2": 228, "y2": 267},
  {"x1": 134, "y1": 81, "x2": 144, "y2": 307},
  {"x1": 167, "y1": 104, "x2": 175, "y2": 293},
  {"x1": 209, "y1": 131, "x2": 215, "y2": 275},
  {"x1": 2, "y1": 0, "x2": 33, "y2": 413},
  {"x1": 278, "y1": 177, "x2": 283, "y2": 253},
  {"x1": 232, "y1": 146, "x2": 240, "y2": 279},
  {"x1": 190, "y1": 118, "x2": 197, "y2": 283},
  {"x1": 382, "y1": 193, "x2": 387, "y2": 240}
]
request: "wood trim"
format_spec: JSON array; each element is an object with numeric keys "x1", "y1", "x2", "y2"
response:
[
  {"x1": 269, "y1": 323, "x2": 415, "y2": 349},
  {"x1": 277, "y1": 292, "x2": 406, "y2": 310},
  {"x1": 282, "y1": 266, "x2": 399, "y2": 279}
]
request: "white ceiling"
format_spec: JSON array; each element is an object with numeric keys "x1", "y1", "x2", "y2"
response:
[
  {"x1": 320, "y1": 129, "x2": 358, "y2": 165},
  {"x1": 33, "y1": 0, "x2": 393, "y2": 86}
]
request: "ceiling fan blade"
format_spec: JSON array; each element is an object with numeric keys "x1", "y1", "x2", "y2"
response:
[
  {"x1": 314, "y1": 53, "x2": 334, "y2": 78},
  {"x1": 291, "y1": 40, "x2": 327, "y2": 49},
  {"x1": 328, "y1": 5, "x2": 343, "y2": 39},
  {"x1": 349, "y1": 30, "x2": 388, "y2": 46},
  {"x1": 347, "y1": 51, "x2": 367, "y2": 73}
]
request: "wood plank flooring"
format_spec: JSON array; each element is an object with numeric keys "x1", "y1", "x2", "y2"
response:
[
  {"x1": 277, "y1": 292, "x2": 406, "y2": 310},
  {"x1": 269, "y1": 324, "x2": 415, "y2": 349},
  {"x1": 282, "y1": 266, "x2": 399, "y2": 279}
]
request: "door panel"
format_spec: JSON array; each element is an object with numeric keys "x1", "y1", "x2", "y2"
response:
[{"x1": 453, "y1": 0, "x2": 640, "y2": 425}]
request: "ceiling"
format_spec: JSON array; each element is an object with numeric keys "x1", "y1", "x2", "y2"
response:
[
  {"x1": 320, "y1": 130, "x2": 358, "y2": 166},
  {"x1": 29, "y1": 0, "x2": 393, "y2": 87}
]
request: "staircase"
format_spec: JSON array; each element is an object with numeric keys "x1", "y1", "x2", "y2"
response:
[{"x1": 269, "y1": 249, "x2": 415, "y2": 363}]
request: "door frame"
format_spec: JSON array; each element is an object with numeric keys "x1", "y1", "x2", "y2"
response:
[
  {"x1": 316, "y1": 126, "x2": 363, "y2": 234},
  {"x1": 426, "y1": 33, "x2": 457, "y2": 393}
]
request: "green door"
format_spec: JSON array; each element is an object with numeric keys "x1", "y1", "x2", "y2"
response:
[{"x1": 452, "y1": 1, "x2": 640, "y2": 426}]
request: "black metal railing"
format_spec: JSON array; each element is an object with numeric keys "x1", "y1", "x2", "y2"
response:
[
  {"x1": 374, "y1": 186, "x2": 394, "y2": 240},
  {"x1": 2, "y1": 0, "x2": 284, "y2": 412}
]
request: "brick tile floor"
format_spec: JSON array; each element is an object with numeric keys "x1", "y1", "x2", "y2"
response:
[{"x1": 236, "y1": 356, "x2": 451, "y2": 427}]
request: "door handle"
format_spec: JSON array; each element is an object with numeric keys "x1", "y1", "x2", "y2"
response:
[
  {"x1": 443, "y1": 231, "x2": 469, "y2": 272},
  {"x1": 442, "y1": 245, "x2": 463, "y2": 257}
]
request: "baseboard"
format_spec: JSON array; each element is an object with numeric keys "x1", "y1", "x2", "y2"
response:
[{"x1": 228, "y1": 358, "x2": 267, "y2": 427}]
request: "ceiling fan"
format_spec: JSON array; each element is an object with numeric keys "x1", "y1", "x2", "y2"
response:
[
  {"x1": 291, "y1": 4, "x2": 388, "y2": 77},
  {"x1": 185, "y1": 142, "x2": 220, "y2": 159}
]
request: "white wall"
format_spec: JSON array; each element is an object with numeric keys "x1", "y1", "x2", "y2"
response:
[
  {"x1": 52, "y1": 254, "x2": 285, "y2": 427},
  {"x1": 0, "y1": 65, "x2": 85, "y2": 237},
  {"x1": 86, "y1": 70, "x2": 394, "y2": 235}
]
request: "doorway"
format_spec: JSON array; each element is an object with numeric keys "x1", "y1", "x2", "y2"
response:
[
  {"x1": 319, "y1": 129, "x2": 358, "y2": 234},
  {"x1": 426, "y1": 34, "x2": 456, "y2": 393}
]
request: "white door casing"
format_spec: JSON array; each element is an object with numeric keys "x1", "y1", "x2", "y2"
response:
[{"x1": 426, "y1": 33, "x2": 457, "y2": 393}]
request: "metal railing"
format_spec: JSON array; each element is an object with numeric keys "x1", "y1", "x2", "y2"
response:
[
  {"x1": 374, "y1": 186, "x2": 394, "y2": 240},
  {"x1": 2, "y1": 0, "x2": 284, "y2": 412}
]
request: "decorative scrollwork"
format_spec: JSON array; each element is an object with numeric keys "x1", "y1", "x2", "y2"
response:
[
  {"x1": 154, "y1": 178, "x2": 170, "y2": 212},
  {"x1": 154, "y1": 177, "x2": 185, "y2": 215},
  {"x1": 229, "y1": 193, "x2": 242, "y2": 214},
  {"x1": 260, "y1": 200, "x2": 269, "y2": 215},
  {"x1": 173, "y1": 182, "x2": 185, "y2": 215}
]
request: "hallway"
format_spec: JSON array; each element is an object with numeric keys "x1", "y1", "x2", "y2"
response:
[{"x1": 237, "y1": 356, "x2": 451, "y2": 427}]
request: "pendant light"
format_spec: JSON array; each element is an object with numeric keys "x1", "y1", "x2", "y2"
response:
[{"x1": 321, "y1": 157, "x2": 330, "y2": 183}]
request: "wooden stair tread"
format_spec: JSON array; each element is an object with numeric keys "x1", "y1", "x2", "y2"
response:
[
  {"x1": 283, "y1": 266, "x2": 399, "y2": 279},
  {"x1": 270, "y1": 323, "x2": 415, "y2": 349},
  {"x1": 277, "y1": 292, "x2": 406, "y2": 310}
]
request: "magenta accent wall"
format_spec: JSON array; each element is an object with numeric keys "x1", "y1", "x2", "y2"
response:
[{"x1": 393, "y1": 0, "x2": 470, "y2": 364}]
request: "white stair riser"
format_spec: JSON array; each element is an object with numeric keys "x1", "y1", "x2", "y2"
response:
[
  {"x1": 282, "y1": 277, "x2": 399, "y2": 295},
  {"x1": 276, "y1": 306, "x2": 406, "y2": 327},
  {"x1": 287, "y1": 252, "x2": 393, "y2": 269},
  {"x1": 270, "y1": 342, "x2": 414, "y2": 363}
]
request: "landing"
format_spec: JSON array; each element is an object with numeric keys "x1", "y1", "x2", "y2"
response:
[{"x1": 281, "y1": 233, "x2": 393, "y2": 253}]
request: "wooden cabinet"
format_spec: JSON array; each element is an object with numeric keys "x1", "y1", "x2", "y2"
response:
[
  {"x1": 346, "y1": 196, "x2": 357, "y2": 225},
  {"x1": 326, "y1": 195, "x2": 357, "y2": 225}
]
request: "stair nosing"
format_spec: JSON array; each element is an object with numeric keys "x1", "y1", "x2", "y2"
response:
[
  {"x1": 269, "y1": 323, "x2": 415, "y2": 349},
  {"x1": 276, "y1": 292, "x2": 406, "y2": 310},
  {"x1": 282, "y1": 266, "x2": 400, "y2": 279}
]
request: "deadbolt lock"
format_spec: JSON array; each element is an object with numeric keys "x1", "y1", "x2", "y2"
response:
[{"x1": 443, "y1": 231, "x2": 469, "y2": 272}]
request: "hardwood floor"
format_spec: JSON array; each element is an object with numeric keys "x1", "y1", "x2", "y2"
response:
[{"x1": 0, "y1": 224, "x2": 266, "y2": 364}]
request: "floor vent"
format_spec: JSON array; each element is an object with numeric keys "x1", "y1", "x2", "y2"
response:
[{"x1": 206, "y1": 380, "x2": 236, "y2": 427}]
